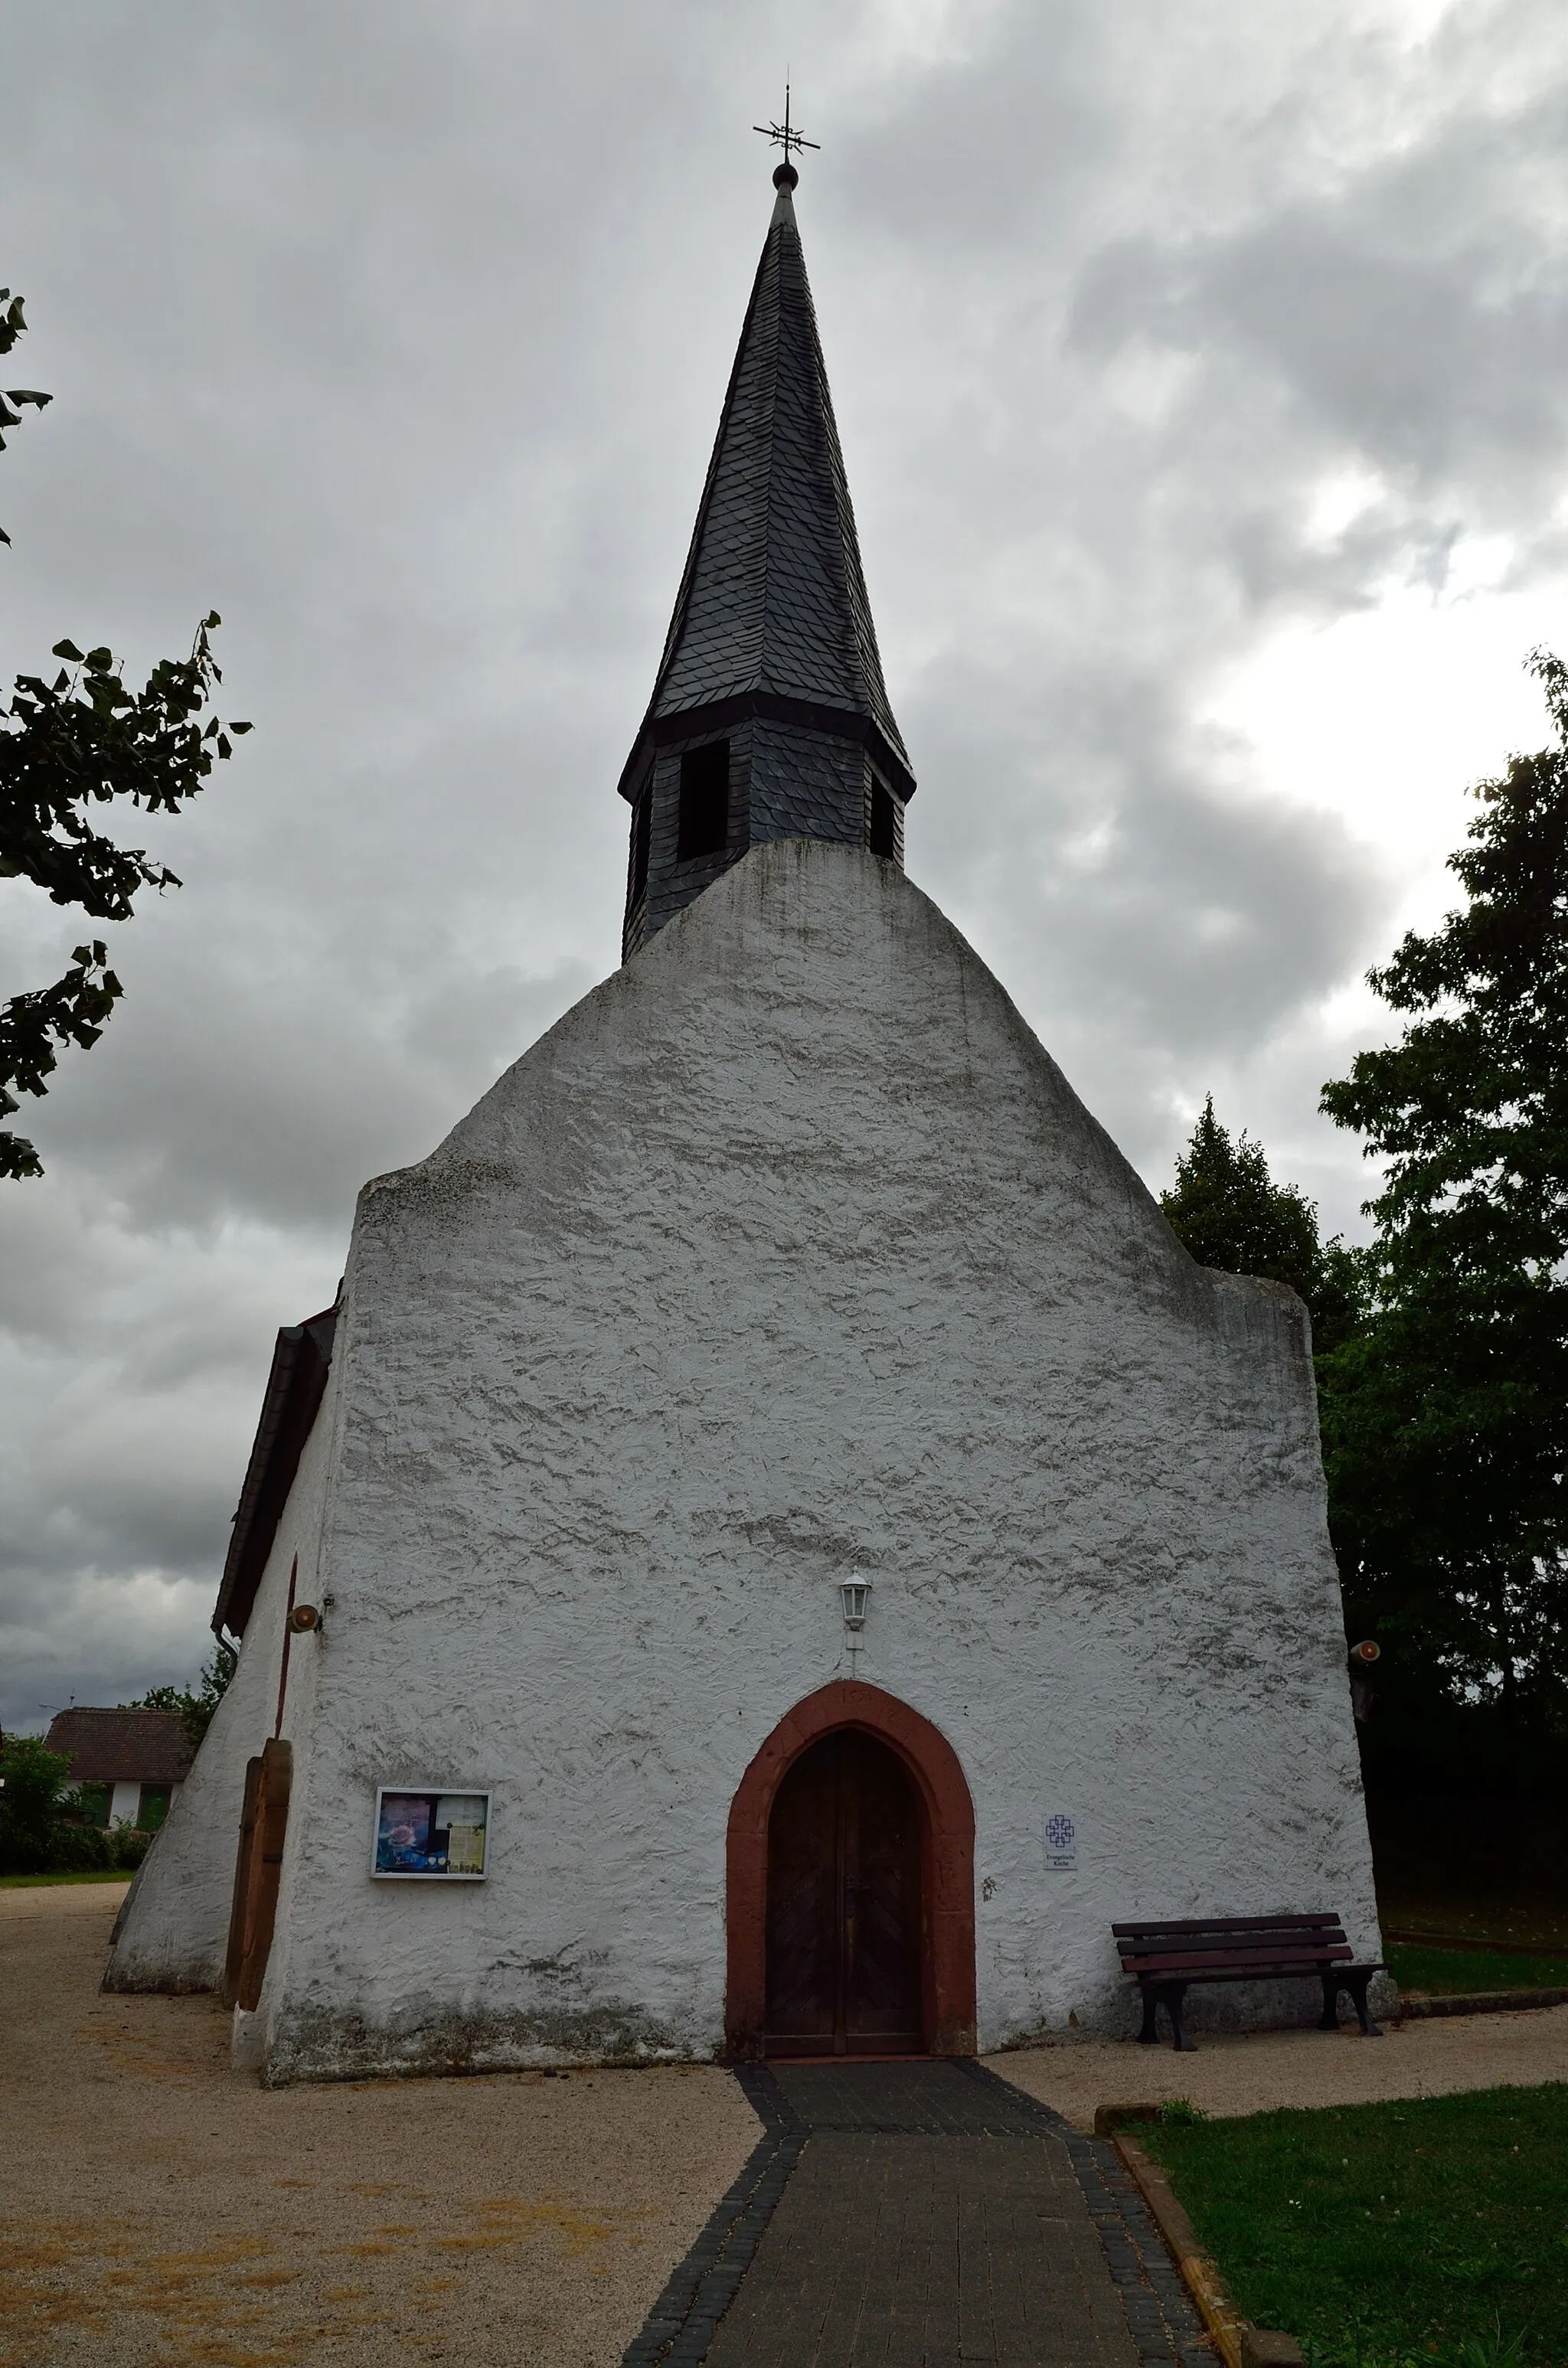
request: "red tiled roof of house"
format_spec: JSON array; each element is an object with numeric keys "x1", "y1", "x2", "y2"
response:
[{"x1": 42, "y1": 1707, "x2": 191, "y2": 1787}]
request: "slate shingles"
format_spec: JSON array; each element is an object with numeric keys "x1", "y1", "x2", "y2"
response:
[
  {"x1": 648, "y1": 193, "x2": 906, "y2": 763},
  {"x1": 619, "y1": 176, "x2": 915, "y2": 956}
]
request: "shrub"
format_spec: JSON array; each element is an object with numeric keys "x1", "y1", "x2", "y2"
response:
[
  {"x1": 38, "y1": 1821, "x2": 150, "y2": 1874},
  {"x1": 0, "y1": 1736, "x2": 152, "y2": 1874},
  {"x1": 0, "y1": 1733, "x2": 74, "y2": 1872}
]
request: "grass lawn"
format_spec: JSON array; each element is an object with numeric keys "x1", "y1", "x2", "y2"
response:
[
  {"x1": 1387, "y1": 1943, "x2": 1568, "y2": 1997},
  {"x1": 1140, "y1": 2083, "x2": 1568, "y2": 2367},
  {"x1": 1378, "y1": 1895, "x2": 1568, "y2": 1953},
  {"x1": 0, "y1": 1868, "x2": 133, "y2": 1889}
]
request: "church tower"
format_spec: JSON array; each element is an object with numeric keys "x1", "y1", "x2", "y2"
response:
[{"x1": 619, "y1": 159, "x2": 915, "y2": 957}]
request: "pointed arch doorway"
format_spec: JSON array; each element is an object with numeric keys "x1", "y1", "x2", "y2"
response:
[{"x1": 726, "y1": 1680, "x2": 977, "y2": 2060}]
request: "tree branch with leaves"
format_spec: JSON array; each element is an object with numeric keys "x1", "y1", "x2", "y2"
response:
[{"x1": 1, "y1": 283, "x2": 250, "y2": 1177}]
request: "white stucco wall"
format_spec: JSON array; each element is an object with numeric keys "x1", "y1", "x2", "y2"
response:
[
  {"x1": 195, "y1": 839, "x2": 1379, "y2": 2081},
  {"x1": 104, "y1": 1357, "x2": 344, "y2": 1993}
]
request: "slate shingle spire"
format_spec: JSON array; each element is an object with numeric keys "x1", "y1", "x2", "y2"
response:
[{"x1": 619, "y1": 158, "x2": 915, "y2": 958}]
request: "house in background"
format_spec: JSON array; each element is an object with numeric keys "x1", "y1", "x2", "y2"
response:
[{"x1": 45, "y1": 1708, "x2": 191, "y2": 1830}]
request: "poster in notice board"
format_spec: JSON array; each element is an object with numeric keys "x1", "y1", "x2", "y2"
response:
[{"x1": 372, "y1": 1788, "x2": 490, "y2": 1879}]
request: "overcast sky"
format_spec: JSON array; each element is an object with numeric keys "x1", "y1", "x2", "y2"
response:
[{"x1": 4, "y1": 0, "x2": 1566, "y2": 1729}]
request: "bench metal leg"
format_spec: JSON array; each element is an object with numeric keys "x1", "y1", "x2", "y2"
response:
[
  {"x1": 1142, "y1": 1980, "x2": 1194, "y2": 2051},
  {"x1": 1320, "y1": 1969, "x2": 1381, "y2": 2036},
  {"x1": 1344, "y1": 1970, "x2": 1380, "y2": 2036},
  {"x1": 1163, "y1": 1983, "x2": 1195, "y2": 2052}
]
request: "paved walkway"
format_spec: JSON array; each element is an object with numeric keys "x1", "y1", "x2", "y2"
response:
[{"x1": 623, "y1": 2062, "x2": 1210, "y2": 2368}]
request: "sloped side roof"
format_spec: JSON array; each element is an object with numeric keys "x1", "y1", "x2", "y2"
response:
[
  {"x1": 211, "y1": 1304, "x2": 338, "y2": 1641},
  {"x1": 44, "y1": 1707, "x2": 191, "y2": 1787},
  {"x1": 622, "y1": 180, "x2": 910, "y2": 787}
]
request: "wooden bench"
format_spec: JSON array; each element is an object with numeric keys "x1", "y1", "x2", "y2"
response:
[{"x1": 1112, "y1": 1913, "x2": 1385, "y2": 2052}]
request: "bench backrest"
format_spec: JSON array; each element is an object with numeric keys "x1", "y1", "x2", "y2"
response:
[{"x1": 1112, "y1": 1912, "x2": 1353, "y2": 1978}]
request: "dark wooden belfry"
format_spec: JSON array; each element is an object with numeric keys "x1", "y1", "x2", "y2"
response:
[{"x1": 618, "y1": 152, "x2": 915, "y2": 959}]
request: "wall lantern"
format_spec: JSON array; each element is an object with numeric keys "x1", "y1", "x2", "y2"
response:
[
  {"x1": 1348, "y1": 1637, "x2": 1380, "y2": 1723},
  {"x1": 840, "y1": 1575, "x2": 871, "y2": 1631}
]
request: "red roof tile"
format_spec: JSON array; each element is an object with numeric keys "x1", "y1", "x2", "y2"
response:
[{"x1": 43, "y1": 1708, "x2": 191, "y2": 1787}]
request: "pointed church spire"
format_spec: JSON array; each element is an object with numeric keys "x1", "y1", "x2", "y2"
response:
[{"x1": 619, "y1": 151, "x2": 915, "y2": 957}]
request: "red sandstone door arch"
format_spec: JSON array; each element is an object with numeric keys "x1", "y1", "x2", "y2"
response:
[{"x1": 726, "y1": 1681, "x2": 977, "y2": 2059}]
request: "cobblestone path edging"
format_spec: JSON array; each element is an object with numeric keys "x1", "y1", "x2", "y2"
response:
[
  {"x1": 962, "y1": 2065, "x2": 1214, "y2": 2366},
  {"x1": 619, "y1": 2059, "x2": 1212, "y2": 2366},
  {"x1": 620, "y1": 2068, "x2": 806, "y2": 2368}
]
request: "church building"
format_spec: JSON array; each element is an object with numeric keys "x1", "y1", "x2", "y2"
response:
[{"x1": 107, "y1": 156, "x2": 1382, "y2": 2082}]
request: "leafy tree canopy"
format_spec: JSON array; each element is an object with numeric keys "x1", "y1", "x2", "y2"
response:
[
  {"x1": 0, "y1": 283, "x2": 250, "y2": 1178},
  {"x1": 1160, "y1": 1096, "x2": 1361, "y2": 1351},
  {"x1": 124, "y1": 1642, "x2": 237, "y2": 1758},
  {"x1": 1319, "y1": 650, "x2": 1568, "y2": 1733}
]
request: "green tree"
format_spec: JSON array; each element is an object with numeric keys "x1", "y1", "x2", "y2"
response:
[
  {"x1": 0, "y1": 1733, "x2": 73, "y2": 1856},
  {"x1": 1, "y1": 284, "x2": 250, "y2": 1178},
  {"x1": 0, "y1": 1733, "x2": 74, "y2": 1869},
  {"x1": 1161, "y1": 1096, "x2": 1361, "y2": 1351},
  {"x1": 126, "y1": 1641, "x2": 237, "y2": 1759},
  {"x1": 0, "y1": 1731, "x2": 152, "y2": 1874},
  {"x1": 1319, "y1": 650, "x2": 1568, "y2": 1731}
]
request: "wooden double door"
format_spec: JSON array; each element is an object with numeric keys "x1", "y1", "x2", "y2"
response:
[{"x1": 763, "y1": 1729, "x2": 925, "y2": 2056}]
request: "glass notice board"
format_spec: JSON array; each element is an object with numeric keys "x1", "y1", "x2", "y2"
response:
[{"x1": 372, "y1": 1787, "x2": 490, "y2": 1880}]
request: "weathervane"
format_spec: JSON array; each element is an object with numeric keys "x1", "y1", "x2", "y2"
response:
[{"x1": 753, "y1": 82, "x2": 819, "y2": 165}]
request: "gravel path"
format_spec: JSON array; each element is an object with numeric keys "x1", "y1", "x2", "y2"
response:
[
  {"x1": 988, "y1": 2001, "x2": 1568, "y2": 2128},
  {"x1": 8, "y1": 1884, "x2": 1568, "y2": 2366},
  {"x1": 0, "y1": 1883, "x2": 758, "y2": 2368}
]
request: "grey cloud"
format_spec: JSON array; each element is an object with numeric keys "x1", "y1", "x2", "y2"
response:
[
  {"x1": 2, "y1": 1570, "x2": 222, "y2": 1727},
  {"x1": 906, "y1": 648, "x2": 1383, "y2": 1175},
  {"x1": 30, "y1": 938, "x2": 596, "y2": 1239},
  {"x1": 1074, "y1": 207, "x2": 1568, "y2": 502},
  {"x1": 4, "y1": 0, "x2": 1566, "y2": 1723}
]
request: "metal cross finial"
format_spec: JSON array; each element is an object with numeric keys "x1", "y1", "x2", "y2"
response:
[{"x1": 753, "y1": 82, "x2": 819, "y2": 162}]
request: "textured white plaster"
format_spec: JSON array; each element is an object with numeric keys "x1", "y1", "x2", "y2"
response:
[
  {"x1": 105, "y1": 1357, "x2": 344, "y2": 1994},
  {"x1": 141, "y1": 841, "x2": 1383, "y2": 2075}
]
